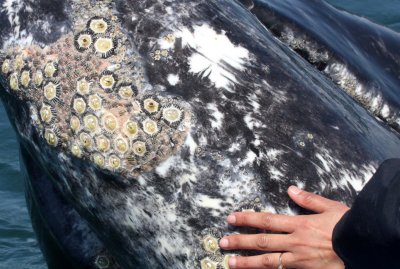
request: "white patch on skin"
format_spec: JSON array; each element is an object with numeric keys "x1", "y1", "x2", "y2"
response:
[
  {"x1": 269, "y1": 166, "x2": 284, "y2": 180},
  {"x1": 265, "y1": 149, "x2": 284, "y2": 161},
  {"x1": 207, "y1": 103, "x2": 224, "y2": 129},
  {"x1": 156, "y1": 156, "x2": 176, "y2": 177},
  {"x1": 167, "y1": 74, "x2": 180, "y2": 86},
  {"x1": 176, "y1": 24, "x2": 250, "y2": 90},
  {"x1": 228, "y1": 142, "x2": 241, "y2": 152},
  {"x1": 244, "y1": 113, "x2": 265, "y2": 130},
  {"x1": 184, "y1": 133, "x2": 198, "y2": 156},
  {"x1": 240, "y1": 150, "x2": 258, "y2": 166},
  {"x1": 195, "y1": 194, "x2": 224, "y2": 210}
]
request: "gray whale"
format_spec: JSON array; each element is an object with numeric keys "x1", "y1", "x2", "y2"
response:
[{"x1": 0, "y1": 0, "x2": 400, "y2": 268}]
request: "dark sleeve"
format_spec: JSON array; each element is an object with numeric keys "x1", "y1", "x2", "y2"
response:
[{"x1": 332, "y1": 158, "x2": 400, "y2": 269}]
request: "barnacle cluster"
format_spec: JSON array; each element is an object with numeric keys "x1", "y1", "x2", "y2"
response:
[
  {"x1": 197, "y1": 229, "x2": 235, "y2": 269},
  {"x1": 0, "y1": 6, "x2": 191, "y2": 177}
]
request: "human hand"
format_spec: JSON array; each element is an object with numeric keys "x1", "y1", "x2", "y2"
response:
[{"x1": 219, "y1": 186, "x2": 349, "y2": 269}]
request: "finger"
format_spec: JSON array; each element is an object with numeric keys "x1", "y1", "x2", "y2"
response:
[
  {"x1": 288, "y1": 186, "x2": 339, "y2": 213},
  {"x1": 220, "y1": 234, "x2": 291, "y2": 252},
  {"x1": 229, "y1": 252, "x2": 295, "y2": 269},
  {"x1": 227, "y1": 212, "x2": 297, "y2": 232}
]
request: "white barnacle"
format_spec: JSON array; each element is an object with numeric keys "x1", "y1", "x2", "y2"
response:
[
  {"x1": 39, "y1": 104, "x2": 53, "y2": 124},
  {"x1": 108, "y1": 155, "x2": 121, "y2": 170},
  {"x1": 70, "y1": 116, "x2": 81, "y2": 132},
  {"x1": 74, "y1": 31, "x2": 93, "y2": 51},
  {"x1": 43, "y1": 81, "x2": 59, "y2": 101},
  {"x1": 142, "y1": 97, "x2": 160, "y2": 115},
  {"x1": 20, "y1": 69, "x2": 31, "y2": 88},
  {"x1": 33, "y1": 70, "x2": 44, "y2": 87},
  {"x1": 1, "y1": 59, "x2": 10, "y2": 74},
  {"x1": 71, "y1": 143, "x2": 82, "y2": 158},
  {"x1": 200, "y1": 258, "x2": 217, "y2": 269},
  {"x1": 88, "y1": 17, "x2": 109, "y2": 34},
  {"x1": 9, "y1": 72, "x2": 19, "y2": 91},
  {"x1": 93, "y1": 153, "x2": 105, "y2": 167},
  {"x1": 80, "y1": 132, "x2": 93, "y2": 149},
  {"x1": 73, "y1": 98, "x2": 87, "y2": 114},
  {"x1": 162, "y1": 106, "x2": 183, "y2": 125},
  {"x1": 124, "y1": 121, "x2": 139, "y2": 138},
  {"x1": 96, "y1": 135, "x2": 111, "y2": 152},
  {"x1": 77, "y1": 78, "x2": 91, "y2": 95},
  {"x1": 88, "y1": 94, "x2": 102, "y2": 111},
  {"x1": 83, "y1": 114, "x2": 99, "y2": 133},
  {"x1": 14, "y1": 55, "x2": 24, "y2": 71},
  {"x1": 94, "y1": 37, "x2": 116, "y2": 58},
  {"x1": 102, "y1": 113, "x2": 118, "y2": 132},
  {"x1": 99, "y1": 72, "x2": 116, "y2": 90},
  {"x1": 44, "y1": 129, "x2": 58, "y2": 147},
  {"x1": 132, "y1": 141, "x2": 147, "y2": 157},
  {"x1": 202, "y1": 235, "x2": 219, "y2": 253},
  {"x1": 44, "y1": 62, "x2": 58, "y2": 78},
  {"x1": 114, "y1": 137, "x2": 129, "y2": 154},
  {"x1": 118, "y1": 84, "x2": 136, "y2": 99},
  {"x1": 142, "y1": 118, "x2": 159, "y2": 136}
]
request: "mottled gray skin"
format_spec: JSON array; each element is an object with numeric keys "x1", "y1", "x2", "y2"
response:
[{"x1": 1, "y1": 0, "x2": 400, "y2": 269}]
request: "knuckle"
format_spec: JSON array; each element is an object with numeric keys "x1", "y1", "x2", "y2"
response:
[
  {"x1": 261, "y1": 255, "x2": 273, "y2": 267},
  {"x1": 261, "y1": 213, "x2": 273, "y2": 230},
  {"x1": 229, "y1": 237, "x2": 239, "y2": 248},
  {"x1": 301, "y1": 193, "x2": 314, "y2": 205},
  {"x1": 237, "y1": 257, "x2": 250, "y2": 268},
  {"x1": 256, "y1": 235, "x2": 269, "y2": 249}
]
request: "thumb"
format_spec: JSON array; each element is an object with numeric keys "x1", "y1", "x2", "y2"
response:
[{"x1": 288, "y1": 186, "x2": 338, "y2": 213}]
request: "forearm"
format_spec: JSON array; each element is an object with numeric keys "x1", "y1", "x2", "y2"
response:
[{"x1": 332, "y1": 159, "x2": 400, "y2": 269}]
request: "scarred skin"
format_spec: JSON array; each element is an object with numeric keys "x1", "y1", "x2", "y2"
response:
[{"x1": 220, "y1": 186, "x2": 349, "y2": 269}]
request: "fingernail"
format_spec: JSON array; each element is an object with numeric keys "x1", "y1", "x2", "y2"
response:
[
  {"x1": 229, "y1": 257, "x2": 237, "y2": 267},
  {"x1": 289, "y1": 186, "x2": 302, "y2": 195},
  {"x1": 227, "y1": 214, "x2": 236, "y2": 224},
  {"x1": 219, "y1": 238, "x2": 229, "y2": 248}
]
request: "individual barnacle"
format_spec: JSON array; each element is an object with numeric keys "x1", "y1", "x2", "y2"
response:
[
  {"x1": 162, "y1": 105, "x2": 183, "y2": 125},
  {"x1": 94, "y1": 37, "x2": 116, "y2": 58},
  {"x1": 161, "y1": 49, "x2": 169, "y2": 57},
  {"x1": 88, "y1": 17, "x2": 110, "y2": 34},
  {"x1": 70, "y1": 116, "x2": 81, "y2": 133},
  {"x1": 1, "y1": 59, "x2": 10, "y2": 74},
  {"x1": 102, "y1": 113, "x2": 118, "y2": 132},
  {"x1": 44, "y1": 62, "x2": 58, "y2": 78},
  {"x1": 202, "y1": 235, "x2": 219, "y2": 253},
  {"x1": 118, "y1": 83, "x2": 137, "y2": 99},
  {"x1": 142, "y1": 96, "x2": 160, "y2": 115},
  {"x1": 20, "y1": 69, "x2": 31, "y2": 88},
  {"x1": 132, "y1": 141, "x2": 147, "y2": 157},
  {"x1": 74, "y1": 31, "x2": 93, "y2": 52},
  {"x1": 200, "y1": 258, "x2": 217, "y2": 269},
  {"x1": 114, "y1": 136, "x2": 128, "y2": 154},
  {"x1": 108, "y1": 155, "x2": 121, "y2": 170},
  {"x1": 88, "y1": 94, "x2": 102, "y2": 111},
  {"x1": 222, "y1": 255, "x2": 234, "y2": 269},
  {"x1": 95, "y1": 135, "x2": 111, "y2": 152},
  {"x1": 83, "y1": 114, "x2": 99, "y2": 133},
  {"x1": 142, "y1": 118, "x2": 159, "y2": 136},
  {"x1": 44, "y1": 129, "x2": 58, "y2": 147},
  {"x1": 124, "y1": 121, "x2": 139, "y2": 137},
  {"x1": 77, "y1": 77, "x2": 91, "y2": 95},
  {"x1": 71, "y1": 143, "x2": 82, "y2": 158},
  {"x1": 79, "y1": 132, "x2": 93, "y2": 150},
  {"x1": 43, "y1": 81, "x2": 60, "y2": 101},
  {"x1": 33, "y1": 70, "x2": 44, "y2": 87},
  {"x1": 99, "y1": 71, "x2": 117, "y2": 91},
  {"x1": 73, "y1": 98, "x2": 87, "y2": 114},
  {"x1": 9, "y1": 72, "x2": 19, "y2": 91},
  {"x1": 39, "y1": 104, "x2": 53, "y2": 124},
  {"x1": 14, "y1": 55, "x2": 24, "y2": 71},
  {"x1": 163, "y1": 33, "x2": 176, "y2": 43},
  {"x1": 93, "y1": 153, "x2": 105, "y2": 168}
]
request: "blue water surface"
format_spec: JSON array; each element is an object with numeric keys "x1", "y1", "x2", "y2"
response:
[{"x1": 0, "y1": 1, "x2": 399, "y2": 268}]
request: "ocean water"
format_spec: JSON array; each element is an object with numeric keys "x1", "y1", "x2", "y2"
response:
[{"x1": 0, "y1": 1, "x2": 399, "y2": 268}]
